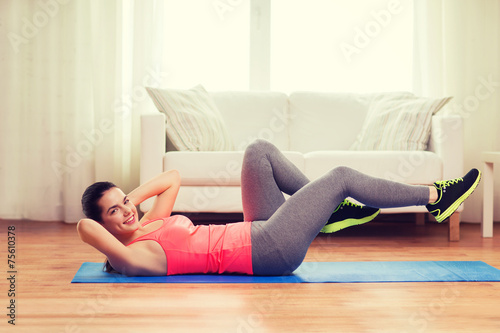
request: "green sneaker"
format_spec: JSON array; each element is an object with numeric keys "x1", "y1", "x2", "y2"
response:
[
  {"x1": 320, "y1": 199, "x2": 380, "y2": 233},
  {"x1": 426, "y1": 168, "x2": 481, "y2": 223}
]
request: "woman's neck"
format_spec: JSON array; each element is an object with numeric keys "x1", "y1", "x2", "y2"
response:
[{"x1": 117, "y1": 219, "x2": 164, "y2": 245}]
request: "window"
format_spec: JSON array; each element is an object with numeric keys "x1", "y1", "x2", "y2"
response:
[
  {"x1": 162, "y1": 0, "x2": 250, "y2": 91},
  {"x1": 161, "y1": 0, "x2": 413, "y2": 93},
  {"x1": 270, "y1": 0, "x2": 414, "y2": 93}
]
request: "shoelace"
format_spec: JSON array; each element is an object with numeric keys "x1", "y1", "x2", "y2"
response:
[
  {"x1": 340, "y1": 199, "x2": 362, "y2": 208},
  {"x1": 435, "y1": 177, "x2": 463, "y2": 188}
]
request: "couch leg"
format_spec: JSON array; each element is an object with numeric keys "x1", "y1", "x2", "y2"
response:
[
  {"x1": 415, "y1": 213, "x2": 426, "y2": 226},
  {"x1": 448, "y1": 212, "x2": 460, "y2": 241}
]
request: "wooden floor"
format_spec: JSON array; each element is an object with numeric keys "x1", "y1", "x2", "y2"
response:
[{"x1": 1, "y1": 218, "x2": 500, "y2": 333}]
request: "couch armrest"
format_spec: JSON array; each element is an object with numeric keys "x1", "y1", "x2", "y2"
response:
[
  {"x1": 429, "y1": 115, "x2": 464, "y2": 180},
  {"x1": 140, "y1": 112, "x2": 166, "y2": 212}
]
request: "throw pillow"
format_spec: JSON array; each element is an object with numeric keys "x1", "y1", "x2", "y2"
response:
[
  {"x1": 350, "y1": 92, "x2": 452, "y2": 151},
  {"x1": 146, "y1": 85, "x2": 234, "y2": 151}
]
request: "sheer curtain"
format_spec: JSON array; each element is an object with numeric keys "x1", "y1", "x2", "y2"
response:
[
  {"x1": 2, "y1": 0, "x2": 499, "y2": 224},
  {"x1": 0, "y1": 0, "x2": 165, "y2": 223},
  {"x1": 413, "y1": 0, "x2": 500, "y2": 222}
]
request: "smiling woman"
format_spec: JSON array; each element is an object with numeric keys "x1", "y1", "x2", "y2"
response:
[
  {"x1": 86, "y1": 187, "x2": 139, "y2": 241},
  {"x1": 77, "y1": 140, "x2": 480, "y2": 277},
  {"x1": 77, "y1": 170, "x2": 181, "y2": 275}
]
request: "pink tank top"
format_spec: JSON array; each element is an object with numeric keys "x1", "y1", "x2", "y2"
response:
[{"x1": 127, "y1": 215, "x2": 253, "y2": 275}]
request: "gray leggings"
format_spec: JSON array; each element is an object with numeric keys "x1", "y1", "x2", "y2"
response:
[{"x1": 243, "y1": 139, "x2": 430, "y2": 276}]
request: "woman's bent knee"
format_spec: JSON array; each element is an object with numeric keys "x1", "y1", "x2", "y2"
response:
[
  {"x1": 244, "y1": 139, "x2": 276, "y2": 159},
  {"x1": 246, "y1": 139, "x2": 274, "y2": 151},
  {"x1": 329, "y1": 166, "x2": 357, "y2": 179}
]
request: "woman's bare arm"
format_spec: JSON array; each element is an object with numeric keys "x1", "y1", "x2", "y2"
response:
[
  {"x1": 76, "y1": 218, "x2": 162, "y2": 276},
  {"x1": 127, "y1": 169, "x2": 181, "y2": 223}
]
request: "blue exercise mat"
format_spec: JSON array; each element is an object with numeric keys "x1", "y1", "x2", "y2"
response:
[{"x1": 72, "y1": 261, "x2": 500, "y2": 283}]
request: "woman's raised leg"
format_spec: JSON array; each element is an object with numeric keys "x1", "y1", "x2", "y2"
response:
[
  {"x1": 241, "y1": 139, "x2": 310, "y2": 222},
  {"x1": 251, "y1": 164, "x2": 430, "y2": 275}
]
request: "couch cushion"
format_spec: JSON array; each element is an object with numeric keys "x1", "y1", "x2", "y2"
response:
[
  {"x1": 288, "y1": 92, "x2": 372, "y2": 153},
  {"x1": 173, "y1": 186, "x2": 244, "y2": 213},
  {"x1": 164, "y1": 151, "x2": 305, "y2": 186},
  {"x1": 350, "y1": 93, "x2": 452, "y2": 151},
  {"x1": 304, "y1": 151, "x2": 443, "y2": 185},
  {"x1": 211, "y1": 91, "x2": 289, "y2": 151},
  {"x1": 146, "y1": 85, "x2": 234, "y2": 151}
]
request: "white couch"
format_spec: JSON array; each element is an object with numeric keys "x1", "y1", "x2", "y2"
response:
[{"x1": 140, "y1": 91, "x2": 464, "y2": 240}]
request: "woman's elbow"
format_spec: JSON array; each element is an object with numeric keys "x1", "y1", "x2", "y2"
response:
[
  {"x1": 169, "y1": 169, "x2": 180, "y2": 178},
  {"x1": 77, "y1": 219, "x2": 89, "y2": 242},
  {"x1": 76, "y1": 218, "x2": 98, "y2": 243},
  {"x1": 168, "y1": 169, "x2": 181, "y2": 186}
]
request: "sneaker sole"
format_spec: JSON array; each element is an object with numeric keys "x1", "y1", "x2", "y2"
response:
[
  {"x1": 433, "y1": 170, "x2": 482, "y2": 223},
  {"x1": 320, "y1": 210, "x2": 380, "y2": 233}
]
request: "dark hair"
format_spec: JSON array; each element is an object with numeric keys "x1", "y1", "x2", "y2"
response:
[
  {"x1": 81, "y1": 181, "x2": 117, "y2": 223},
  {"x1": 103, "y1": 260, "x2": 119, "y2": 274},
  {"x1": 81, "y1": 181, "x2": 120, "y2": 274}
]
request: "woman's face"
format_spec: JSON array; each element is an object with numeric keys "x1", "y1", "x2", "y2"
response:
[{"x1": 98, "y1": 187, "x2": 139, "y2": 236}]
